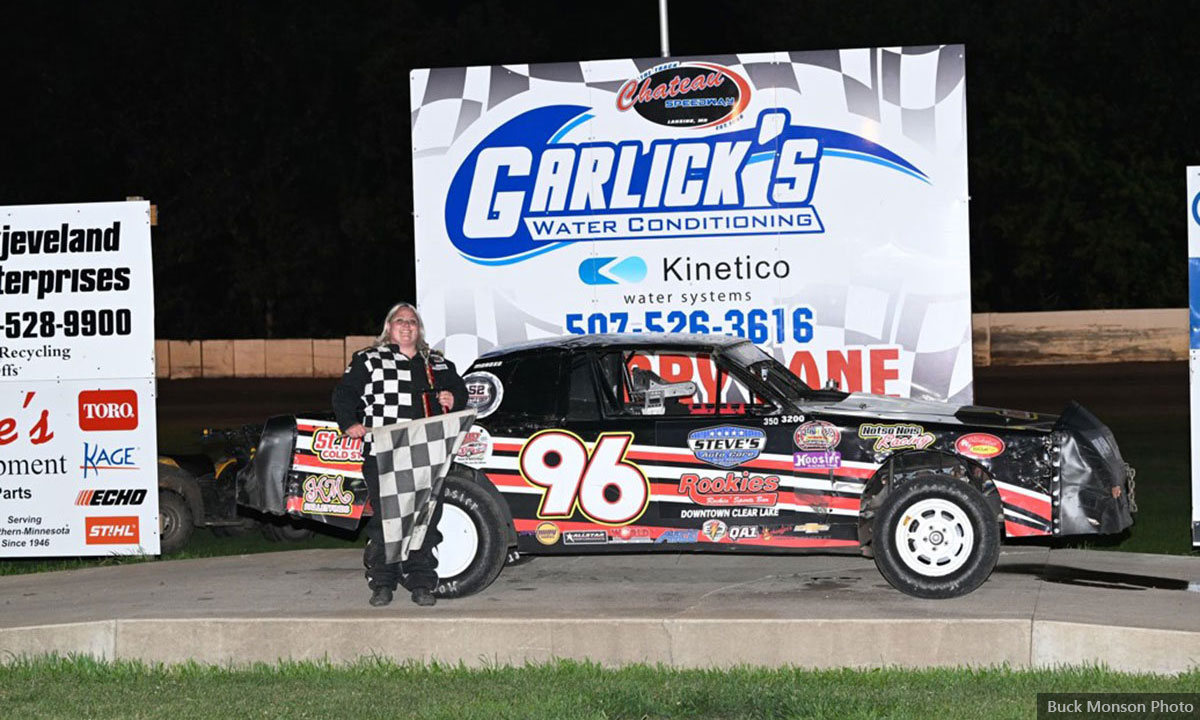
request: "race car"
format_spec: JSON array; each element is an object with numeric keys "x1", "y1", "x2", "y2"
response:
[{"x1": 245, "y1": 333, "x2": 1136, "y2": 600}]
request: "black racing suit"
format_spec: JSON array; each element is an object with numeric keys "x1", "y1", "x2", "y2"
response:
[{"x1": 332, "y1": 344, "x2": 468, "y2": 593}]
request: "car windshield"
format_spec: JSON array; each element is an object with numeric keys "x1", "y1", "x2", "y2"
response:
[{"x1": 721, "y1": 342, "x2": 812, "y2": 402}]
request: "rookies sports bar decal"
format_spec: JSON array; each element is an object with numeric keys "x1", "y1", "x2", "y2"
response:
[{"x1": 412, "y1": 47, "x2": 971, "y2": 403}]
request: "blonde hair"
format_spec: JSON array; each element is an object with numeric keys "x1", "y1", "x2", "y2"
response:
[{"x1": 373, "y1": 302, "x2": 430, "y2": 356}]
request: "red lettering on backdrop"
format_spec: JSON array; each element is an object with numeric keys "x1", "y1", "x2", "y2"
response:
[
  {"x1": 827, "y1": 350, "x2": 863, "y2": 393},
  {"x1": 870, "y1": 348, "x2": 900, "y2": 395},
  {"x1": 0, "y1": 417, "x2": 15, "y2": 445},
  {"x1": 788, "y1": 352, "x2": 820, "y2": 388}
]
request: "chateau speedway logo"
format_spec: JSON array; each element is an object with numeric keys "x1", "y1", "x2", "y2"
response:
[
  {"x1": 444, "y1": 106, "x2": 926, "y2": 265},
  {"x1": 616, "y1": 62, "x2": 750, "y2": 129}
]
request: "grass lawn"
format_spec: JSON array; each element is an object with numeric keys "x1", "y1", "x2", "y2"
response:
[{"x1": 1, "y1": 657, "x2": 1198, "y2": 720}]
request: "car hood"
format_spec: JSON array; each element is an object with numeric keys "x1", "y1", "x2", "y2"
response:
[{"x1": 799, "y1": 393, "x2": 1059, "y2": 431}]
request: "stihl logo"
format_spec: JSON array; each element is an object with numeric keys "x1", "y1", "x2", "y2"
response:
[
  {"x1": 85, "y1": 516, "x2": 139, "y2": 544},
  {"x1": 76, "y1": 489, "x2": 147, "y2": 506},
  {"x1": 78, "y1": 390, "x2": 138, "y2": 431}
]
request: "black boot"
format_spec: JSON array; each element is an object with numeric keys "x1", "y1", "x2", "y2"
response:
[
  {"x1": 369, "y1": 587, "x2": 394, "y2": 607},
  {"x1": 410, "y1": 588, "x2": 436, "y2": 607}
]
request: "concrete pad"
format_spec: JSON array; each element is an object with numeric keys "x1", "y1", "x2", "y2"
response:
[
  {"x1": 233, "y1": 340, "x2": 266, "y2": 378},
  {"x1": 0, "y1": 621, "x2": 114, "y2": 660},
  {"x1": 2, "y1": 548, "x2": 1198, "y2": 672},
  {"x1": 1033, "y1": 621, "x2": 1200, "y2": 674},
  {"x1": 167, "y1": 340, "x2": 202, "y2": 379},
  {"x1": 201, "y1": 340, "x2": 235, "y2": 378},
  {"x1": 264, "y1": 339, "x2": 314, "y2": 378},
  {"x1": 313, "y1": 339, "x2": 345, "y2": 377}
]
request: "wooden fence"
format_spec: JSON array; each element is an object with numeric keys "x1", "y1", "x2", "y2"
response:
[{"x1": 155, "y1": 309, "x2": 1189, "y2": 379}]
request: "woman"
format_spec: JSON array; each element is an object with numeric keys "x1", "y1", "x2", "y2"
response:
[{"x1": 332, "y1": 302, "x2": 468, "y2": 607}]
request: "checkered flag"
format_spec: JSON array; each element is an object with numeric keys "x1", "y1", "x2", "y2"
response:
[{"x1": 370, "y1": 409, "x2": 476, "y2": 564}]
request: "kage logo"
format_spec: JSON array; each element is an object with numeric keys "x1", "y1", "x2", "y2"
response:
[
  {"x1": 445, "y1": 105, "x2": 926, "y2": 265},
  {"x1": 76, "y1": 488, "x2": 147, "y2": 506},
  {"x1": 81, "y1": 442, "x2": 138, "y2": 478},
  {"x1": 85, "y1": 516, "x2": 139, "y2": 544},
  {"x1": 78, "y1": 390, "x2": 138, "y2": 431}
]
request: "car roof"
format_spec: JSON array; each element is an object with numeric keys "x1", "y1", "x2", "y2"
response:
[{"x1": 476, "y1": 333, "x2": 747, "y2": 359}]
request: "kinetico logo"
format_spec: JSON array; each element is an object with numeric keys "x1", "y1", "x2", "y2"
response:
[
  {"x1": 444, "y1": 105, "x2": 924, "y2": 265},
  {"x1": 616, "y1": 62, "x2": 751, "y2": 129}
]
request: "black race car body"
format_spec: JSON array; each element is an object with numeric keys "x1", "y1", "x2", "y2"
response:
[{"x1": 451, "y1": 334, "x2": 1134, "y2": 596}]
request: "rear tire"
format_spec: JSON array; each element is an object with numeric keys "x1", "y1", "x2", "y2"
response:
[
  {"x1": 872, "y1": 475, "x2": 999, "y2": 599},
  {"x1": 158, "y1": 490, "x2": 194, "y2": 554},
  {"x1": 433, "y1": 477, "x2": 508, "y2": 598},
  {"x1": 261, "y1": 517, "x2": 316, "y2": 542}
]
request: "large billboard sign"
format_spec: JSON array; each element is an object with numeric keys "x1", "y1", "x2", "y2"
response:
[
  {"x1": 0, "y1": 201, "x2": 159, "y2": 557},
  {"x1": 1189, "y1": 168, "x2": 1200, "y2": 547},
  {"x1": 412, "y1": 47, "x2": 971, "y2": 402}
]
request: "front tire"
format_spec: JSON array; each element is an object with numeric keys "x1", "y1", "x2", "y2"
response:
[
  {"x1": 433, "y1": 476, "x2": 508, "y2": 598},
  {"x1": 872, "y1": 475, "x2": 999, "y2": 599},
  {"x1": 158, "y1": 490, "x2": 194, "y2": 554}
]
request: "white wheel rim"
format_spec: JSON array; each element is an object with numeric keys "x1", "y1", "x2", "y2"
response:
[
  {"x1": 893, "y1": 498, "x2": 975, "y2": 578},
  {"x1": 433, "y1": 504, "x2": 479, "y2": 579}
]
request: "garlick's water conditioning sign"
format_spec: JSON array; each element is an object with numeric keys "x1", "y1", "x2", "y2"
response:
[{"x1": 413, "y1": 47, "x2": 971, "y2": 402}]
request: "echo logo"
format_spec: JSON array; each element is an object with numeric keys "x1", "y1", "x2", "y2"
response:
[
  {"x1": 85, "y1": 516, "x2": 140, "y2": 544},
  {"x1": 78, "y1": 390, "x2": 138, "y2": 431}
]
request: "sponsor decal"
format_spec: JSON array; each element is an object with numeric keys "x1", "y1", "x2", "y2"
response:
[
  {"x1": 678, "y1": 506, "x2": 780, "y2": 520},
  {"x1": 454, "y1": 425, "x2": 493, "y2": 468},
  {"x1": 687, "y1": 425, "x2": 767, "y2": 468},
  {"x1": 563, "y1": 530, "x2": 609, "y2": 545},
  {"x1": 85, "y1": 516, "x2": 139, "y2": 545},
  {"x1": 793, "y1": 420, "x2": 840, "y2": 450},
  {"x1": 857, "y1": 423, "x2": 936, "y2": 453},
  {"x1": 464, "y1": 371, "x2": 504, "y2": 419},
  {"x1": 955, "y1": 433, "x2": 1006, "y2": 459},
  {"x1": 609, "y1": 526, "x2": 653, "y2": 543},
  {"x1": 728, "y1": 525, "x2": 759, "y2": 541},
  {"x1": 793, "y1": 450, "x2": 842, "y2": 470},
  {"x1": 701, "y1": 519, "x2": 727, "y2": 542},
  {"x1": 81, "y1": 443, "x2": 138, "y2": 479},
  {"x1": 472, "y1": 360, "x2": 503, "y2": 369},
  {"x1": 616, "y1": 62, "x2": 751, "y2": 130},
  {"x1": 75, "y1": 488, "x2": 146, "y2": 506},
  {"x1": 678, "y1": 470, "x2": 779, "y2": 506},
  {"x1": 300, "y1": 474, "x2": 355, "y2": 516},
  {"x1": 654, "y1": 529, "x2": 700, "y2": 544},
  {"x1": 310, "y1": 430, "x2": 363, "y2": 464},
  {"x1": 795, "y1": 523, "x2": 830, "y2": 534},
  {"x1": 579, "y1": 256, "x2": 647, "y2": 285},
  {"x1": 535, "y1": 521, "x2": 561, "y2": 545},
  {"x1": 78, "y1": 389, "x2": 138, "y2": 431}
]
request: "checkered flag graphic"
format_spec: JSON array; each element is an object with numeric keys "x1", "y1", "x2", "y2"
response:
[{"x1": 369, "y1": 409, "x2": 476, "y2": 564}]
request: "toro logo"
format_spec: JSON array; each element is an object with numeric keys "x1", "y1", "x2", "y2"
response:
[
  {"x1": 616, "y1": 62, "x2": 751, "y2": 130},
  {"x1": 78, "y1": 390, "x2": 138, "y2": 431},
  {"x1": 955, "y1": 433, "x2": 1006, "y2": 459},
  {"x1": 85, "y1": 516, "x2": 139, "y2": 545},
  {"x1": 311, "y1": 429, "x2": 363, "y2": 464},
  {"x1": 76, "y1": 489, "x2": 147, "y2": 506}
]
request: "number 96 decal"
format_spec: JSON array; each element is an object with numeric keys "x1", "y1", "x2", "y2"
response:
[{"x1": 518, "y1": 430, "x2": 649, "y2": 526}]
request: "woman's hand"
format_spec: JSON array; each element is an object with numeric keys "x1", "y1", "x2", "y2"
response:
[
  {"x1": 437, "y1": 391, "x2": 455, "y2": 412},
  {"x1": 345, "y1": 423, "x2": 367, "y2": 439}
]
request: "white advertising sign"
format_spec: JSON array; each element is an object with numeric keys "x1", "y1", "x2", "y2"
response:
[
  {"x1": 1189, "y1": 168, "x2": 1200, "y2": 547},
  {"x1": 412, "y1": 47, "x2": 971, "y2": 402},
  {"x1": 0, "y1": 201, "x2": 159, "y2": 557}
]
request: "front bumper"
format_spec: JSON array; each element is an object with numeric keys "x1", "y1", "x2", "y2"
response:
[{"x1": 1054, "y1": 402, "x2": 1136, "y2": 535}]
